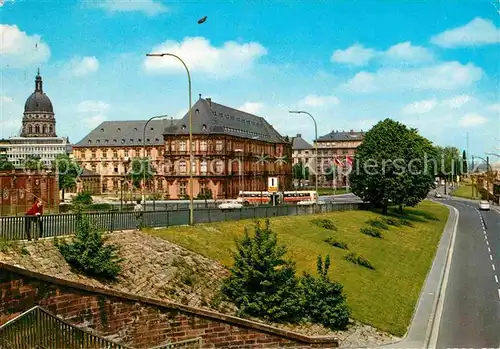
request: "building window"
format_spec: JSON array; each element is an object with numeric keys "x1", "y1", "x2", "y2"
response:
[
  {"x1": 91, "y1": 150, "x2": 96, "y2": 159},
  {"x1": 113, "y1": 150, "x2": 118, "y2": 159},
  {"x1": 179, "y1": 141, "x2": 186, "y2": 151},
  {"x1": 215, "y1": 160, "x2": 224, "y2": 174},
  {"x1": 216, "y1": 140, "x2": 223, "y2": 151},
  {"x1": 146, "y1": 149, "x2": 151, "y2": 157},
  {"x1": 114, "y1": 167, "x2": 118, "y2": 173},
  {"x1": 200, "y1": 140, "x2": 207, "y2": 151},
  {"x1": 191, "y1": 161, "x2": 196, "y2": 175},
  {"x1": 124, "y1": 150, "x2": 128, "y2": 157},
  {"x1": 201, "y1": 160, "x2": 207, "y2": 174},
  {"x1": 42, "y1": 125, "x2": 47, "y2": 134},
  {"x1": 179, "y1": 182, "x2": 187, "y2": 196},
  {"x1": 35, "y1": 125, "x2": 40, "y2": 133},
  {"x1": 179, "y1": 160, "x2": 187, "y2": 174}
]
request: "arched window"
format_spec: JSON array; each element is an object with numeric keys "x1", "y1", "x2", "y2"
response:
[
  {"x1": 42, "y1": 125, "x2": 47, "y2": 134},
  {"x1": 34, "y1": 125, "x2": 40, "y2": 133},
  {"x1": 179, "y1": 160, "x2": 187, "y2": 174},
  {"x1": 201, "y1": 160, "x2": 207, "y2": 174},
  {"x1": 28, "y1": 125, "x2": 33, "y2": 134},
  {"x1": 49, "y1": 125, "x2": 53, "y2": 134}
]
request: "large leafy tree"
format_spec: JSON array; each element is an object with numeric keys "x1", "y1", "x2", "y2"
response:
[
  {"x1": 0, "y1": 154, "x2": 14, "y2": 170},
  {"x1": 349, "y1": 118, "x2": 436, "y2": 214},
  {"x1": 24, "y1": 155, "x2": 46, "y2": 171},
  {"x1": 292, "y1": 162, "x2": 309, "y2": 186},
  {"x1": 52, "y1": 153, "x2": 81, "y2": 200},
  {"x1": 222, "y1": 220, "x2": 303, "y2": 323},
  {"x1": 128, "y1": 157, "x2": 155, "y2": 189}
]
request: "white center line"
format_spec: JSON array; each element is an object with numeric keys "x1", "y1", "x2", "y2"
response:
[
  {"x1": 490, "y1": 255, "x2": 494, "y2": 261},
  {"x1": 493, "y1": 264, "x2": 496, "y2": 272},
  {"x1": 495, "y1": 275, "x2": 499, "y2": 283},
  {"x1": 498, "y1": 289, "x2": 500, "y2": 300},
  {"x1": 488, "y1": 247, "x2": 491, "y2": 253}
]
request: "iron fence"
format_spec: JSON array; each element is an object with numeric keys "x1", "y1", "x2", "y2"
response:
[
  {"x1": 0, "y1": 202, "x2": 369, "y2": 241},
  {"x1": 0, "y1": 306, "x2": 202, "y2": 349}
]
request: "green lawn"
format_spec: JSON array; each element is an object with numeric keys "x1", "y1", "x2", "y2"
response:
[
  {"x1": 147, "y1": 201, "x2": 449, "y2": 336},
  {"x1": 452, "y1": 184, "x2": 480, "y2": 200}
]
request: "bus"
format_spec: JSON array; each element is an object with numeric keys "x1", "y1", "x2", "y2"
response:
[
  {"x1": 236, "y1": 191, "x2": 272, "y2": 206},
  {"x1": 282, "y1": 191, "x2": 318, "y2": 205}
]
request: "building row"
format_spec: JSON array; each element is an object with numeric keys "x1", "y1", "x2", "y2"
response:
[{"x1": 1, "y1": 71, "x2": 365, "y2": 201}]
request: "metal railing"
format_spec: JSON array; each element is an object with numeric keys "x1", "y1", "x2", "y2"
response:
[
  {"x1": 0, "y1": 202, "x2": 369, "y2": 241},
  {"x1": 0, "y1": 306, "x2": 202, "y2": 349}
]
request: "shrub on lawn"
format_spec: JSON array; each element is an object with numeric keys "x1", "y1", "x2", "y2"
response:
[
  {"x1": 324, "y1": 237, "x2": 349, "y2": 250},
  {"x1": 71, "y1": 191, "x2": 93, "y2": 205},
  {"x1": 399, "y1": 219, "x2": 415, "y2": 227},
  {"x1": 55, "y1": 215, "x2": 123, "y2": 280},
  {"x1": 360, "y1": 227, "x2": 383, "y2": 238},
  {"x1": 366, "y1": 219, "x2": 389, "y2": 230},
  {"x1": 345, "y1": 252, "x2": 375, "y2": 270},
  {"x1": 221, "y1": 220, "x2": 303, "y2": 323},
  {"x1": 311, "y1": 218, "x2": 337, "y2": 231},
  {"x1": 300, "y1": 255, "x2": 350, "y2": 330},
  {"x1": 383, "y1": 217, "x2": 402, "y2": 227}
]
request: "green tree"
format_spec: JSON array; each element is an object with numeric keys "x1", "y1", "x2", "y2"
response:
[
  {"x1": 0, "y1": 154, "x2": 14, "y2": 170},
  {"x1": 462, "y1": 150, "x2": 468, "y2": 176},
  {"x1": 222, "y1": 220, "x2": 303, "y2": 323},
  {"x1": 292, "y1": 162, "x2": 309, "y2": 186},
  {"x1": 349, "y1": 119, "x2": 436, "y2": 214},
  {"x1": 129, "y1": 157, "x2": 155, "y2": 189},
  {"x1": 325, "y1": 165, "x2": 336, "y2": 182},
  {"x1": 300, "y1": 255, "x2": 350, "y2": 330},
  {"x1": 55, "y1": 215, "x2": 123, "y2": 280},
  {"x1": 24, "y1": 155, "x2": 46, "y2": 171},
  {"x1": 53, "y1": 153, "x2": 81, "y2": 201}
]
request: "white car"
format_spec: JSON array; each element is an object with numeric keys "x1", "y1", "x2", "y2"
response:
[
  {"x1": 218, "y1": 200, "x2": 243, "y2": 211},
  {"x1": 434, "y1": 192, "x2": 443, "y2": 198},
  {"x1": 478, "y1": 200, "x2": 490, "y2": 211},
  {"x1": 297, "y1": 200, "x2": 316, "y2": 206}
]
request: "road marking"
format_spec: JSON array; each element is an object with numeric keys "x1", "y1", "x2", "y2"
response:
[
  {"x1": 486, "y1": 240, "x2": 490, "y2": 246},
  {"x1": 493, "y1": 264, "x2": 496, "y2": 272},
  {"x1": 495, "y1": 275, "x2": 499, "y2": 283},
  {"x1": 490, "y1": 255, "x2": 494, "y2": 261},
  {"x1": 488, "y1": 247, "x2": 491, "y2": 253},
  {"x1": 498, "y1": 289, "x2": 500, "y2": 300}
]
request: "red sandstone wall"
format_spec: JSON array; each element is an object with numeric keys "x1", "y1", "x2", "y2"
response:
[{"x1": 0, "y1": 266, "x2": 338, "y2": 349}]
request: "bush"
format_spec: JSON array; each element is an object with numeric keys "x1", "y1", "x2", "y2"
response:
[
  {"x1": 360, "y1": 227, "x2": 383, "y2": 238},
  {"x1": 384, "y1": 217, "x2": 402, "y2": 227},
  {"x1": 55, "y1": 215, "x2": 123, "y2": 280},
  {"x1": 400, "y1": 219, "x2": 414, "y2": 227},
  {"x1": 221, "y1": 220, "x2": 303, "y2": 323},
  {"x1": 366, "y1": 219, "x2": 389, "y2": 230},
  {"x1": 72, "y1": 192, "x2": 93, "y2": 205},
  {"x1": 311, "y1": 218, "x2": 337, "y2": 231},
  {"x1": 345, "y1": 252, "x2": 375, "y2": 270},
  {"x1": 300, "y1": 255, "x2": 350, "y2": 330},
  {"x1": 324, "y1": 237, "x2": 349, "y2": 250}
]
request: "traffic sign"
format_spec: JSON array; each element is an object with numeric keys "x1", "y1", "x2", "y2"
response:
[{"x1": 268, "y1": 177, "x2": 278, "y2": 192}]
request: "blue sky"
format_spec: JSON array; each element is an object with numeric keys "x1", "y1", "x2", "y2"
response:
[{"x1": 1, "y1": 0, "x2": 499, "y2": 159}]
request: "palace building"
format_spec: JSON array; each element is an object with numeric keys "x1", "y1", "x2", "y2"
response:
[{"x1": 163, "y1": 97, "x2": 292, "y2": 199}]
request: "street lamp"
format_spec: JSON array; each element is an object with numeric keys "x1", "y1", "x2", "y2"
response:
[
  {"x1": 472, "y1": 155, "x2": 493, "y2": 202},
  {"x1": 235, "y1": 149, "x2": 244, "y2": 193},
  {"x1": 142, "y1": 114, "x2": 169, "y2": 207},
  {"x1": 145, "y1": 53, "x2": 194, "y2": 225},
  {"x1": 289, "y1": 111, "x2": 318, "y2": 203}
]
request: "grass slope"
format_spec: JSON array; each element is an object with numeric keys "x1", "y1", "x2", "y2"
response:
[
  {"x1": 147, "y1": 201, "x2": 448, "y2": 336},
  {"x1": 452, "y1": 184, "x2": 480, "y2": 200}
]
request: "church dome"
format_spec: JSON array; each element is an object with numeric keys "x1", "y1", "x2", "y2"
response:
[{"x1": 23, "y1": 71, "x2": 54, "y2": 113}]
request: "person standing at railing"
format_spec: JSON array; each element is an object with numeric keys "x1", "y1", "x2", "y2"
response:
[
  {"x1": 25, "y1": 198, "x2": 43, "y2": 241},
  {"x1": 134, "y1": 199, "x2": 144, "y2": 230}
]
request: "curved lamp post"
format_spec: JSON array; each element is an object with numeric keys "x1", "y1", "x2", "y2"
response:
[
  {"x1": 473, "y1": 155, "x2": 493, "y2": 202},
  {"x1": 289, "y1": 111, "x2": 318, "y2": 203},
  {"x1": 145, "y1": 53, "x2": 194, "y2": 225},
  {"x1": 142, "y1": 114, "x2": 169, "y2": 207}
]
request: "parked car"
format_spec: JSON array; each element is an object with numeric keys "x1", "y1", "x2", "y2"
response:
[
  {"x1": 478, "y1": 200, "x2": 490, "y2": 211},
  {"x1": 218, "y1": 200, "x2": 243, "y2": 211},
  {"x1": 434, "y1": 192, "x2": 443, "y2": 198}
]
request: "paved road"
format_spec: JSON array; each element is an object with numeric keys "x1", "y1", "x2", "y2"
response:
[{"x1": 434, "y1": 198, "x2": 500, "y2": 348}]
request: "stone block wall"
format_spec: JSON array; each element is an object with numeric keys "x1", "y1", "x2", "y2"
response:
[{"x1": 0, "y1": 264, "x2": 338, "y2": 348}]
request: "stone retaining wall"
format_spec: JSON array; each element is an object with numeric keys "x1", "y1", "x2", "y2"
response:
[{"x1": 0, "y1": 263, "x2": 338, "y2": 348}]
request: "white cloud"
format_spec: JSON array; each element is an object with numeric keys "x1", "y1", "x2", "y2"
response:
[
  {"x1": 0, "y1": 24, "x2": 50, "y2": 68},
  {"x1": 431, "y1": 17, "x2": 500, "y2": 48},
  {"x1": 441, "y1": 94, "x2": 472, "y2": 108},
  {"x1": 0, "y1": 95, "x2": 20, "y2": 136},
  {"x1": 402, "y1": 99, "x2": 438, "y2": 115},
  {"x1": 238, "y1": 102, "x2": 264, "y2": 115},
  {"x1": 331, "y1": 44, "x2": 376, "y2": 66},
  {"x1": 341, "y1": 61, "x2": 482, "y2": 93},
  {"x1": 76, "y1": 100, "x2": 109, "y2": 128},
  {"x1": 487, "y1": 103, "x2": 500, "y2": 113},
  {"x1": 459, "y1": 113, "x2": 488, "y2": 127},
  {"x1": 144, "y1": 37, "x2": 267, "y2": 79},
  {"x1": 66, "y1": 56, "x2": 99, "y2": 76},
  {"x1": 0, "y1": 95, "x2": 14, "y2": 105},
  {"x1": 299, "y1": 94, "x2": 340, "y2": 107},
  {"x1": 383, "y1": 41, "x2": 434, "y2": 63},
  {"x1": 87, "y1": 0, "x2": 168, "y2": 16}
]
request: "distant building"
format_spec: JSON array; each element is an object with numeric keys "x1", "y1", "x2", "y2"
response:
[
  {"x1": 163, "y1": 97, "x2": 292, "y2": 199},
  {"x1": 315, "y1": 130, "x2": 365, "y2": 187},
  {"x1": 291, "y1": 134, "x2": 313, "y2": 187},
  {"x1": 72, "y1": 119, "x2": 171, "y2": 195},
  {"x1": 1, "y1": 70, "x2": 70, "y2": 168}
]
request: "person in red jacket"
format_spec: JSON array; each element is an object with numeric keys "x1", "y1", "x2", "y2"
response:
[{"x1": 25, "y1": 198, "x2": 43, "y2": 240}]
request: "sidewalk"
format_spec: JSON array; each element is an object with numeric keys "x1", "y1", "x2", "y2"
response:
[{"x1": 377, "y1": 203, "x2": 459, "y2": 349}]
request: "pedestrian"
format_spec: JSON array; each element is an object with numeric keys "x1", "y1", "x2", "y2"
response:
[
  {"x1": 25, "y1": 198, "x2": 43, "y2": 241},
  {"x1": 134, "y1": 199, "x2": 144, "y2": 229}
]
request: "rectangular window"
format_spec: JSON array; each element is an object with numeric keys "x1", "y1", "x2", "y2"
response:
[
  {"x1": 179, "y1": 182, "x2": 187, "y2": 195},
  {"x1": 91, "y1": 150, "x2": 96, "y2": 159},
  {"x1": 179, "y1": 161, "x2": 187, "y2": 174},
  {"x1": 216, "y1": 140, "x2": 223, "y2": 151},
  {"x1": 201, "y1": 160, "x2": 207, "y2": 174},
  {"x1": 191, "y1": 161, "x2": 196, "y2": 175},
  {"x1": 102, "y1": 151, "x2": 107, "y2": 159},
  {"x1": 124, "y1": 150, "x2": 129, "y2": 157},
  {"x1": 113, "y1": 150, "x2": 118, "y2": 159},
  {"x1": 179, "y1": 141, "x2": 186, "y2": 151},
  {"x1": 200, "y1": 140, "x2": 208, "y2": 151}
]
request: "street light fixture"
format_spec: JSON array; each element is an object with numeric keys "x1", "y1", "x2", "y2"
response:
[
  {"x1": 145, "y1": 53, "x2": 194, "y2": 225},
  {"x1": 472, "y1": 155, "x2": 493, "y2": 203},
  {"x1": 289, "y1": 111, "x2": 318, "y2": 203},
  {"x1": 142, "y1": 114, "x2": 169, "y2": 207}
]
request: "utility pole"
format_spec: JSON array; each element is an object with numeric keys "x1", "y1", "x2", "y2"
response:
[
  {"x1": 486, "y1": 156, "x2": 490, "y2": 203},
  {"x1": 466, "y1": 132, "x2": 470, "y2": 175}
]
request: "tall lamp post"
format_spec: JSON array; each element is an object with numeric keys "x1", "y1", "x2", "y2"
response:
[
  {"x1": 472, "y1": 155, "x2": 492, "y2": 202},
  {"x1": 289, "y1": 111, "x2": 318, "y2": 203},
  {"x1": 145, "y1": 53, "x2": 194, "y2": 225},
  {"x1": 142, "y1": 114, "x2": 169, "y2": 207}
]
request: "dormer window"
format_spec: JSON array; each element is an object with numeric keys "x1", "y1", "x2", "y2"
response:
[
  {"x1": 105, "y1": 140, "x2": 109, "y2": 143},
  {"x1": 181, "y1": 125, "x2": 187, "y2": 131},
  {"x1": 121, "y1": 139, "x2": 125, "y2": 144},
  {"x1": 133, "y1": 127, "x2": 137, "y2": 131},
  {"x1": 101, "y1": 128, "x2": 104, "y2": 132},
  {"x1": 88, "y1": 140, "x2": 92, "y2": 144},
  {"x1": 113, "y1": 139, "x2": 117, "y2": 143},
  {"x1": 150, "y1": 127, "x2": 154, "y2": 131},
  {"x1": 195, "y1": 109, "x2": 200, "y2": 116},
  {"x1": 202, "y1": 124, "x2": 207, "y2": 131},
  {"x1": 146, "y1": 138, "x2": 150, "y2": 142},
  {"x1": 117, "y1": 128, "x2": 121, "y2": 132}
]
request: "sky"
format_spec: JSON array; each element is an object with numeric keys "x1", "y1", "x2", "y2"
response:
[{"x1": 1, "y1": 0, "x2": 499, "y2": 159}]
